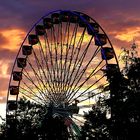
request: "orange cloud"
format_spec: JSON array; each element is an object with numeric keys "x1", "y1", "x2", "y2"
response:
[
  {"x1": 1, "y1": 28, "x2": 26, "y2": 51},
  {"x1": 115, "y1": 27, "x2": 140, "y2": 42},
  {"x1": 0, "y1": 60, "x2": 10, "y2": 78}
]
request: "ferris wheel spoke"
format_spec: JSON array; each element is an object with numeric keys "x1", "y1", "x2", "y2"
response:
[
  {"x1": 76, "y1": 85, "x2": 108, "y2": 104},
  {"x1": 62, "y1": 23, "x2": 79, "y2": 83},
  {"x1": 68, "y1": 63, "x2": 105, "y2": 103},
  {"x1": 41, "y1": 30, "x2": 55, "y2": 91},
  {"x1": 19, "y1": 86, "x2": 46, "y2": 105},
  {"x1": 43, "y1": 33, "x2": 60, "y2": 97},
  {"x1": 61, "y1": 22, "x2": 71, "y2": 92},
  {"x1": 63, "y1": 27, "x2": 87, "y2": 91},
  {"x1": 57, "y1": 23, "x2": 64, "y2": 95},
  {"x1": 66, "y1": 47, "x2": 102, "y2": 101},
  {"x1": 70, "y1": 81, "x2": 106, "y2": 103},
  {"x1": 68, "y1": 45, "x2": 102, "y2": 94},
  {"x1": 54, "y1": 23, "x2": 72, "y2": 101},
  {"x1": 50, "y1": 26, "x2": 60, "y2": 93},
  {"x1": 59, "y1": 23, "x2": 66, "y2": 94},
  {"x1": 22, "y1": 69, "x2": 55, "y2": 103},
  {"x1": 69, "y1": 36, "x2": 96, "y2": 83},
  {"x1": 65, "y1": 36, "x2": 94, "y2": 97},
  {"x1": 73, "y1": 61, "x2": 105, "y2": 93},
  {"x1": 32, "y1": 49, "x2": 47, "y2": 82},
  {"x1": 70, "y1": 63, "x2": 105, "y2": 101},
  {"x1": 37, "y1": 36, "x2": 59, "y2": 96},
  {"x1": 73, "y1": 48, "x2": 101, "y2": 84},
  {"x1": 55, "y1": 23, "x2": 64, "y2": 94},
  {"x1": 31, "y1": 48, "x2": 57, "y2": 99},
  {"x1": 56, "y1": 23, "x2": 79, "y2": 102},
  {"x1": 21, "y1": 78, "x2": 46, "y2": 102},
  {"x1": 61, "y1": 22, "x2": 71, "y2": 63},
  {"x1": 20, "y1": 78, "x2": 46, "y2": 101},
  {"x1": 61, "y1": 28, "x2": 86, "y2": 99},
  {"x1": 21, "y1": 74, "x2": 55, "y2": 104},
  {"x1": 46, "y1": 28, "x2": 60, "y2": 94},
  {"x1": 26, "y1": 57, "x2": 47, "y2": 88},
  {"x1": 20, "y1": 92, "x2": 45, "y2": 105},
  {"x1": 61, "y1": 23, "x2": 76, "y2": 83},
  {"x1": 25, "y1": 58, "x2": 56, "y2": 101},
  {"x1": 62, "y1": 22, "x2": 71, "y2": 47},
  {"x1": 64, "y1": 24, "x2": 78, "y2": 74},
  {"x1": 22, "y1": 69, "x2": 44, "y2": 94},
  {"x1": 76, "y1": 82, "x2": 109, "y2": 101},
  {"x1": 59, "y1": 26, "x2": 86, "y2": 101},
  {"x1": 38, "y1": 41, "x2": 47, "y2": 72},
  {"x1": 38, "y1": 37, "x2": 50, "y2": 73}
]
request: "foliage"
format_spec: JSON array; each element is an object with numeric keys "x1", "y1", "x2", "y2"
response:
[
  {"x1": 1, "y1": 55, "x2": 140, "y2": 140},
  {"x1": 0, "y1": 97, "x2": 69, "y2": 140},
  {"x1": 80, "y1": 57, "x2": 140, "y2": 139},
  {"x1": 80, "y1": 97, "x2": 110, "y2": 140}
]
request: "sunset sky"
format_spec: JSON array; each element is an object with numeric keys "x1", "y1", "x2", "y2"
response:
[{"x1": 0, "y1": 0, "x2": 140, "y2": 118}]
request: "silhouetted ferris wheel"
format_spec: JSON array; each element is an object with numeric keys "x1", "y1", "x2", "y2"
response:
[{"x1": 6, "y1": 10, "x2": 119, "y2": 139}]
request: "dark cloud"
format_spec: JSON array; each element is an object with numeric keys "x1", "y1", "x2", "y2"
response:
[
  {"x1": 0, "y1": 0, "x2": 95, "y2": 30},
  {"x1": 103, "y1": 17, "x2": 140, "y2": 32},
  {"x1": 0, "y1": 0, "x2": 139, "y2": 31}
]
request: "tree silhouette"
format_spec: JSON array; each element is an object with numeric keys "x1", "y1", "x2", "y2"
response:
[
  {"x1": 1, "y1": 48, "x2": 140, "y2": 140},
  {"x1": 0, "y1": 97, "x2": 69, "y2": 140},
  {"x1": 80, "y1": 97, "x2": 110, "y2": 140},
  {"x1": 80, "y1": 56, "x2": 140, "y2": 139},
  {"x1": 124, "y1": 57, "x2": 140, "y2": 139}
]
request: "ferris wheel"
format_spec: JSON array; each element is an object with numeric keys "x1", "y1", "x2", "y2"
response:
[{"x1": 6, "y1": 10, "x2": 119, "y2": 139}]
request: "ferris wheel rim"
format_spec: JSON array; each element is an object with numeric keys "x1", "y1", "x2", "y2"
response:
[
  {"x1": 6, "y1": 10, "x2": 120, "y2": 138},
  {"x1": 7, "y1": 9, "x2": 119, "y2": 99},
  {"x1": 7, "y1": 9, "x2": 118, "y2": 107}
]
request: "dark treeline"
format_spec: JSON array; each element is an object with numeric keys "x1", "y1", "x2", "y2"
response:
[
  {"x1": 0, "y1": 97, "x2": 69, "y2": 140},
  {"x1": 0, "y1": 56, "x2": 140, "y2": 140},
  {"x1": 80, "y1": 57, "x2": 140, "y2": 140}
]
